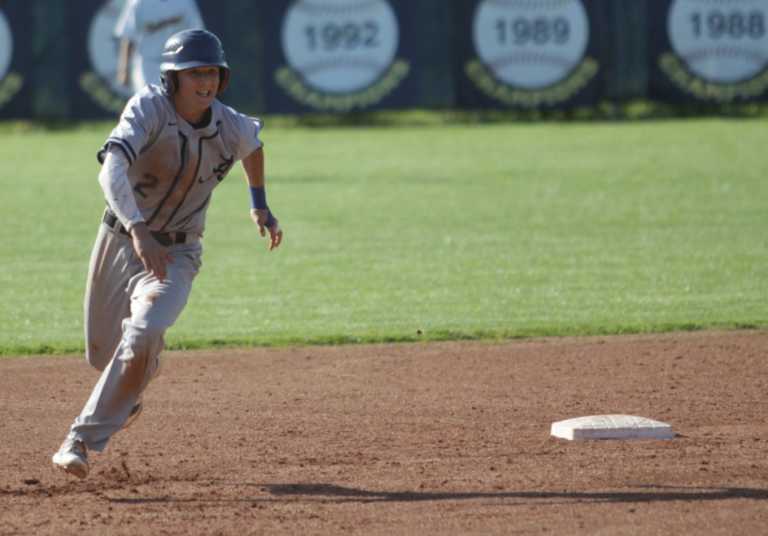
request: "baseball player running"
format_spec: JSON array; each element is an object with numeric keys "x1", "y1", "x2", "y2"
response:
[{"x1": 52, "y1": 29, "x2": 283, "y2": 479}]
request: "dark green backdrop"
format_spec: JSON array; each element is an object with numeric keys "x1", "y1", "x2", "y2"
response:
[{"x1": 0, "y1": 0, "x2": 766, "y2": 119}]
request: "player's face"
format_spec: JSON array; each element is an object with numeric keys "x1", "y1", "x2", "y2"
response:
[{"x1": 176, "y1": 66, "x2": 220, "y2": 110}]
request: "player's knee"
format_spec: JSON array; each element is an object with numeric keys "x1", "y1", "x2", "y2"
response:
[
  {"x1": 85, "y1": 348, "x2": 105, "y2": 371},
  {"x1": 85, "y1": 341, "x2": 114, "y2": 372},
  {"x1": 119, "y1": 323, "x2": 166, "y2": 364}
]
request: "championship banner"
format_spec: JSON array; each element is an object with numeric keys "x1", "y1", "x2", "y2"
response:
[
  {"x1": 457, "y1": 0, "x2": 606, "y2": 110},
  {"x1": 649, "y1": 0, "x2": 768, "y2": 103},
  {"x1": 263, "y1": 0, "x2": 418, "y2": 113},
  {"x1": 0, "y1": 1, "x2": 29, "y2": 119}
]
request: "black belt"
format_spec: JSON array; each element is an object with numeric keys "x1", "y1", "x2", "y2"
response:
[{"x1": 102, "y1": 211, "x2": 188, "y2": 247}]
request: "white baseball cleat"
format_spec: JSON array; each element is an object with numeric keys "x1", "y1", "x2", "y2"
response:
[{"x1": 52, "y1": 438, "x2": 89, "y2": 479}]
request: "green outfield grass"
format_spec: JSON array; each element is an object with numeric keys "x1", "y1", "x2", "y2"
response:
[{"x1": 0, "y1": 118, "x2": 765, "y2": 355}]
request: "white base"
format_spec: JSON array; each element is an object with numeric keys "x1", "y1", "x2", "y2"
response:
[{"x1": 551, "y1": 415, "x2": 675, "y2": 441}]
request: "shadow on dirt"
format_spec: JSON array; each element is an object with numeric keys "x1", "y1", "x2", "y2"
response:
[
  {"x1": 260, "y1": 483, "x2": 768, "y2": 504},
  {"x1": 95, "y1": 483, "x2": 768, "y2": 506}
]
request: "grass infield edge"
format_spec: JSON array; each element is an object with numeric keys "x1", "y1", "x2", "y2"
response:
[{"x1": 2, "y1": 322, "x2": 765, "y2": 357}]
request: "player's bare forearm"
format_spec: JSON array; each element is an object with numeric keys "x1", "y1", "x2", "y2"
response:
[
  {"x1": 241, "y1": 146, "x2": 265, "y2": 188},
  {"x1": 116, "y1": 40, "x2": 132, "y2": 86}
]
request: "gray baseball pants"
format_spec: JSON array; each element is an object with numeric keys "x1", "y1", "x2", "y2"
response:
[{"x1": 64, "y1": 222, "x2": 201, "y2": 452}]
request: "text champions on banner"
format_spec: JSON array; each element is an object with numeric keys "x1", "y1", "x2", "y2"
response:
[
  {"x1": 660, "y1": 0, "x2": 768, "y2": 102},
  {"x1": 275, "y1": 0, "x2": 410, "y2": 112},
  {"x1": 465, "y1": 0, "x2": 598, "y2": 107},
  {"x1": 0, "y1": 8, "x2": 23, "y2": 111}
]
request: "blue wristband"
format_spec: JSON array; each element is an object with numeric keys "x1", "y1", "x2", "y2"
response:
[{"x1": 249, "y1": 186, "x2": 268, "y2": 210}]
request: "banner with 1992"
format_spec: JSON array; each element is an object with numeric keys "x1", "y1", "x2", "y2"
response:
[{"x1": 263, "y1": 0, "x2": 424, "y2": 113}]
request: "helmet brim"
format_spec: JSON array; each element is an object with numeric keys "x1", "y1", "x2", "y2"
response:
[{"x1": 161, "y1": 60, "x2": 229, "y2": 73}]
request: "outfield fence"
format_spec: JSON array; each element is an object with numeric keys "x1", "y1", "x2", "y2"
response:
[{"x1": 1, "y1": 0, "x2": 767, "y2": 119}]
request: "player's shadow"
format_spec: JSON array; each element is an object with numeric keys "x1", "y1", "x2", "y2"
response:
[
  {"x1": 97, "y1": 482, "x2": 768, "y2": 506},
  {"x1": 259, "y1": 483, "x2": 768, "y2": 505}
]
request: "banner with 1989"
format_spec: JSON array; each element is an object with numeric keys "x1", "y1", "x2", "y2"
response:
[
  {"x1": 649, "y1": 0, "x2": 768, "y2": 102},
  {"x1": 457, "y1": 0, "x2": 607, "y2": 109}
]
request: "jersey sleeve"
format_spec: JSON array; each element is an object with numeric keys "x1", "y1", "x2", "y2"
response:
[
  {"x1": 99, "y1": 148, "x2": 144, "y2": 229},
  {"x1": 228, "y1": 108, "x2": 264, "y2": 162},
  {"x1": 97, "y1": 91, "x2": 162, "y2": 166}
]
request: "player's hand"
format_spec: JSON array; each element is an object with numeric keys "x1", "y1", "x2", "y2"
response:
[
  {"x1": 130, "y1": 223, "x2": 173, "y2": 280},
  {"x1": 250, "y1": 209, "x2": 283, "y2": 251}
]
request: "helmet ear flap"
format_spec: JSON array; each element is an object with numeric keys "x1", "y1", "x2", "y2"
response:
[
  {"x1": 217, "y1": 67, "x2": 230, "y2": 95},
  {"x1": 161, "y1": 71, "x2": 178, "y2": 95}
]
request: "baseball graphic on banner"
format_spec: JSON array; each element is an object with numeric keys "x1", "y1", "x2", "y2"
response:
[
  {"x1": 281, "y1": 0, "x2": 400, "y2": 93},
  {"x1": 0, "y1": 9, "x2": 12, "y2": 81},
  {"x1": 668, "y1": 0, "x2": 768, "y2": 83},
  {"x1": 472, "y1": 0, "x2": 590, "y2": 89},
  {"x1": 0, "y1": 6, "x2": 24, "y2": 111},
  {"x1": 88, "y1": 0, "x2": 132, "y2": 98}
]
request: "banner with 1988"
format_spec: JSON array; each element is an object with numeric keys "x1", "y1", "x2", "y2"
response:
[{"x1": 649, "y1": 0, "x2": 768, "y2": 103}]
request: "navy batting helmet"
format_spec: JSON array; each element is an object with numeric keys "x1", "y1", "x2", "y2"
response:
[{"x1": 160, "y1": 30, "x2": 230, "y2": 95}]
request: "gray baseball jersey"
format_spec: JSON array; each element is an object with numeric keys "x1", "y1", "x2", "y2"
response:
[{"x1": 98, "y1": 84, "x2": 263, "y2": 236}]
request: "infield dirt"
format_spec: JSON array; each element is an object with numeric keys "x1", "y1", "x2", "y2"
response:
[{"x1": 1, "y1": 330, "x2": 767, "y2": 535}]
